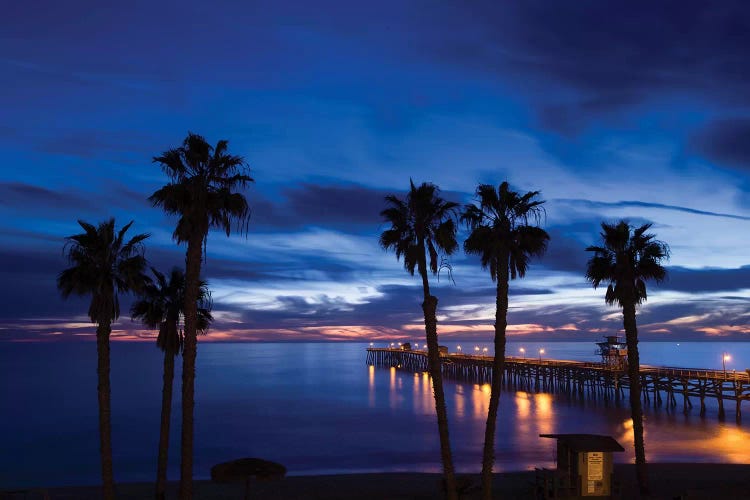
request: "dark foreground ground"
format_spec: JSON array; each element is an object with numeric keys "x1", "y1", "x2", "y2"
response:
[{"x1": 5, "y1": 463, "x2": 750, "y2": 499}]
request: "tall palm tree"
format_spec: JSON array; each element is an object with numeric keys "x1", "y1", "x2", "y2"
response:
[
  {"x1": 461, "y1": 182, "x2": 549, "y2": 499},
  {"x1": 380, "y1": 180, "x2": 459, "y2": 500},
  {"x1": 585, "y1": 220, "x2": 669, "y2": 496},
  {"x1": 57, "y1": 219, "x2": 149, "y2": 500},
  {"x1": 131, "y1": 267, "x2": 212, "y2": 500},
  {"x1": 149, "y1": 132, "x2": 252, "y2": 499}
]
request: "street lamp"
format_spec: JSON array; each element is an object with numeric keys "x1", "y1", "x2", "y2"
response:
[
  {"x1": 539, "y1": 348, "x2": 545, "y2": 363},
  {"x1": 457, "y1": 345, "x2": 462, "y2": 353},
  {"x1": 483, "y1": 347, "x2": 489, "y2": 356},
  {"x1": 519, "y1": 347, "x2": 525, "y2": 359},
  {"x1": 474, "y1": 346, "x2": 480, "y2": 354},
  {"x1": 723, "y1": 352, "x2": 731, "y2": 378}
]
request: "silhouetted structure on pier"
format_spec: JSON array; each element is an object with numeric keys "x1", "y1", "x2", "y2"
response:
[
  {"x1": 596, "y1": 336, "x2": 628, "y2": 370},
  {"x1": 366, "y1": 348, "x2": 750, "y2": 421}
]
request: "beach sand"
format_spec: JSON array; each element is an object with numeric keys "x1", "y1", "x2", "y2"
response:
[{"x1": 8, "y1": 463, "x2": 750, "y2": 499}]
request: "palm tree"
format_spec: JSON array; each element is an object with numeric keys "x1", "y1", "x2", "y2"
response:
[
  {"x1": 380, "y1": 180, "x2": 459, "y2": 500},
  {"x1": 585, "y1": 220, "x2": 669, "y2": 496},
  {"x1": 131, "y1": 267, "x2": 212, "y2": 500},
  {"x1": 57, "y1": 219, "x2": 149, "y2": 500},
  {"x1": 149, "y1": 132, "x2": 252, "y2": 499},
  {"x1": 461, "y1": 182, "x2": 549, "y2": 499}
]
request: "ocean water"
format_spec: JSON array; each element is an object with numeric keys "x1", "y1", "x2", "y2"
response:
[{"x1": 2, "y1": 341, "x2": 750, "y2": 488}]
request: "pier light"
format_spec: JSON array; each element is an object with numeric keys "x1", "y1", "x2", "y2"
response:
[
  {"x1": 539, "y1": 348, "x2": 545, "y2": 363},
  {"x1": 519, "y1": 347, "x2": 525, "y2": 359},
  {"x1": 390, "y1": 342, "x2": 394, "y2": 347},
  {"x1": 457, "y1": 345, "x2": 462, "y2": 353},
  {"x1": 474, "y1": 345, "x2": 480, "y2": 353},
  {"x1": 483, "y1": 347, "x2": 488, "y2": 355},
  {"x1": 723, "y1": 352, "x2": 731, "y2": 378},
  {"x1": 369, "y1": 342, "x2": 374, "y2": 346}
]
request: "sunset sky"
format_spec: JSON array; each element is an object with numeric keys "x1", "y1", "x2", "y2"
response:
[{"x1": 2, "y1": 1, "x2": 750, "y2": 342}]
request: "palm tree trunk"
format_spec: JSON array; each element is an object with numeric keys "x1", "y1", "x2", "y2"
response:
[
  {"x1": 418, "y1": 253, "x2": 457, "y2": 500},
  {"x1": 96, "y1": 320, "x2": 116, "y2": 500},
  {"x1": 481, "y1": 256, "x2": 509, "y2": 500},
  {"x1": 156, "y1": 350, "x2": 175, "y2": 500},
  {"x1": 623, "y1": 302, "x2": 649, "y2": 496},
  {"x1": 179, "y1": 233, "x2": 204, "y2": 500}
]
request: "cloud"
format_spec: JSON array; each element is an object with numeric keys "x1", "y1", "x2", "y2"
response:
[
  {"x1": 415, "y1": 1, "x2": 750, "y2": 130},
  {"x1": 284, "y1": 183, "x2": 389, "y2": 228},
  {"x1": 556, "y1": 198, "x2": 750, "y2": 222},
  {"x1": 661, "y1": 266, "x2": 750, "y2": 293},
  {"x1": 0, "y1": 182, "x2": 92, "y2": 212},
  {"x1": 249, "y1": 183, "x2": 392, "y2": 231},
  {"x1": 690, "y1": 118, "x2": 750, "y2": 172},
  {"x1": 36, "y1": 131, "x2": 145, "y2": 161}
]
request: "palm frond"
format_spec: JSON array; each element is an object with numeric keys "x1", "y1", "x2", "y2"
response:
[
  {"x1": 461, "y1": 181, "x2": 549, "y2": 283},
  {"x1": 585, "y1": 219, "x2": 669, "y2": 307},
  {"x1": 380, "y1": 181, "x2": 458, "y2": 280}
]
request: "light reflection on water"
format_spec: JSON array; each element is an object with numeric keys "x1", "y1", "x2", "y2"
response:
[
  {"x1": 368, "y1": 355, "x2": 750, "y2": 471},
  {"x1": 4, "y1": 342, "x2": 750, "y2": 488}
]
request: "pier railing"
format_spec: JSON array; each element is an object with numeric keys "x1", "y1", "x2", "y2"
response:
[{"x1": 366, "y1": 348, "x2": 750, "y2": 421}]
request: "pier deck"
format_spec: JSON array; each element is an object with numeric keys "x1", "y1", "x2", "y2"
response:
[{"x1": 366, "y1": 347, "x2": 750, "y2": 421}]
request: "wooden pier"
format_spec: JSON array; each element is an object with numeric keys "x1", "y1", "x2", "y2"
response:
[{"x1": 366, "y1": 348, "x2": 750, "y2": 421}]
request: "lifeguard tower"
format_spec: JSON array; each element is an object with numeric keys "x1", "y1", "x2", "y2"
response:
[{"x1": 596, "y1": 336, "x2": 627, "y2": 370}]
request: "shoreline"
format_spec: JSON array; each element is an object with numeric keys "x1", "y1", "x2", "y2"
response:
[{"x1": 11, "y1": 463, "x2": 750, "y2": 499}]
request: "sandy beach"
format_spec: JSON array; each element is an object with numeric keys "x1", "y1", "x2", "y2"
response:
[{"x1": 7, "y1": 463, "x2": 749, "y2": 499}]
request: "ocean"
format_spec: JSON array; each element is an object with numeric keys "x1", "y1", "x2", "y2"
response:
[{"x1": 2, "y1": 341, "x2": 750, "y2": 488}]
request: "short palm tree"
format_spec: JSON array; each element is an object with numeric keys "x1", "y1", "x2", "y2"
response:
[
  {"x1": 461, "y1": 182, "x2": 549, "y2": 500},
  {"x1": 585, "y1": 220, "x2": 669, "y2": 496},
  {"x1": 131, "y1": 267, "x2": 212, "y2": 500},
  {"x1": 149, "y1": 132, "x2": 252, "y2": 499},
  {"x1": 57, "y1": 219, "x2": 149, "y2": 500},
  {"x1": 380, "y1": 180, "x2": 459, "y2": 500}
]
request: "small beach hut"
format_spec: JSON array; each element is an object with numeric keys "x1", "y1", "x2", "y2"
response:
[{"x1": 538, "y1": 434, "x2": 624, "y2": 498}]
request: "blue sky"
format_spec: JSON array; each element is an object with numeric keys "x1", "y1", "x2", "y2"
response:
[{"x1": 2, "y1": 1, "x2": 750, "y2": 342}]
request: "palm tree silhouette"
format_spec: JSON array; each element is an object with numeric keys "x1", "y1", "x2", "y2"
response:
[
  {"x1": 57, "y1": 219, "x2": 149, "y2": 500},
  {"x1": 461, "y1": 182, "x2": 549, "y2": 500},
  {"x1": 585, "y1": 220, "x2": 669, "y2": 496},
  {"x1": 131, "y1": 267, "x2": 212, "y2": 500},
  {"x1": 149, "y1": 132, "x2": 252, "y2": 499},
  {"x1": 380, "y1": 180, "x2": 459, "y2": 500}
]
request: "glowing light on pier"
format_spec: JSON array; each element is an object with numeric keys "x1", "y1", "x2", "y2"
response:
[
  {"x1": 723, "y1": 352, "x2": 731, "y2": 377},
  {"x1": 519, "y1": 347, "x2": 525, "y2": 359}
]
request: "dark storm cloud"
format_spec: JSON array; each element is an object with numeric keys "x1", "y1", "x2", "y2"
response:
[{"x1": 691, "y1": 118, "x2": 750, "y2": 172}]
